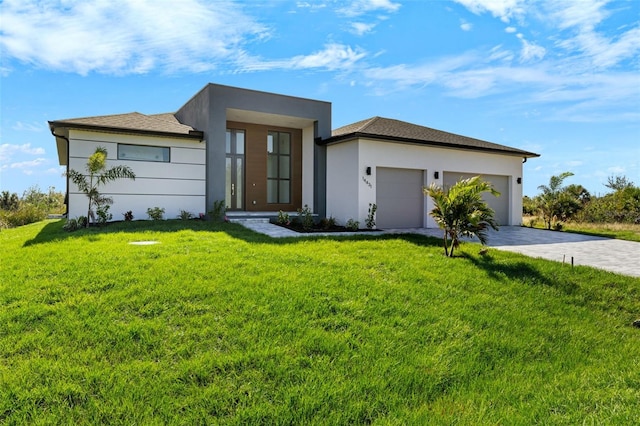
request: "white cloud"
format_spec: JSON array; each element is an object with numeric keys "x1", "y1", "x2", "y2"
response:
[
  {"x1": 505, "y1": 26, "x2": 517, "y2": 33},
  {"x1": 45, "y1": 167, "x2": 65, "y2": 175},
  {"x1": 291, "y1": 44, "x2": 366, "y2": 70},
  {"x1": 12, "y1": 121, "x2": 45, "y2": 132},
  {"x1": 0, "y1": 0, "x2": 269, "y2": 75},
  {"x1": 362, "y1": 51, "x2": 481, "y2": 93},
  {"x1": 351, "y1": 22, "x2": 377, "y2": 35},
  {"x1": 453, "y1": 0, "x2": 526, "y2": 22},
  {"x1": 0, "y1": 143, "x2": 46, "y2": 162},
  {"x1": 296, "y1": 2, "x2": 328, "y2": 12},
  {"x1": 460, "y1": 22, "x2": 473, "y2": 31},
  {"x1": 9, "y1": 158, "x2": 48, "y2": 170},
  {"x1": 545, "y1": 1, "x2": 640, "y2": 69},
  {"x1": 237, "y1": 43, "x2": 367, "y2": 72},
  {"x1": 608, "y1": 166, "x2": 625, "y2": 173},
  {"x1": 518, "y1": 35, "x2": 546, "y2": 62},
  {"x1": 337, "y1": 0, "x2": 401, "y2": 17}
]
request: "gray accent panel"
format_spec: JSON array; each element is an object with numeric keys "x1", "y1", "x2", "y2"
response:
[
  {"x1": 376, "y1": 167, "x2": 424, "y2": 229},
  {"x1": 443, "y1": 172, "x2": 509, "y2": 226},
  {"x1": 176, "y1": 84, "x2": 331, "y2": 214}
]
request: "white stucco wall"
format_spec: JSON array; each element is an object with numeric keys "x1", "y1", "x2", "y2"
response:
[
  {"x1": 325, "y1": 140, "x2": 360, "y2": 225},
  {"x1": 326, "y1": 138, "x2": 525, "y2": 228},
  {"x1": 67, "y1": 130, "x2": 206, "y2": 221}
]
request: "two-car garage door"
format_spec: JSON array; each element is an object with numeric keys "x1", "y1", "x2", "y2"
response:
[{"x1": 376, "y1": 168, "x2": 510, "y2": 229}]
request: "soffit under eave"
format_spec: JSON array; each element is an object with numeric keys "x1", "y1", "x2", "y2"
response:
[{"x1": 226, "y1": 108, "x2": 316, "y2": 129}]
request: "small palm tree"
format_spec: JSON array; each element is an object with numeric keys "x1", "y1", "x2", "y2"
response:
[
  {"x1": 67, "y1": 146, "x2": 135, "y2": 227},
  {"x1": 537, "y1": 171, "x2": 574, "y2": 229},
  {"x1": 424, "y1": 176, "x2": 500, "y2": 257}
]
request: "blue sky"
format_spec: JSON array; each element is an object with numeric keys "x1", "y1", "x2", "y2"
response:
[{"x1": 1, "y1": 0, "x2": 638, "y2": 198}]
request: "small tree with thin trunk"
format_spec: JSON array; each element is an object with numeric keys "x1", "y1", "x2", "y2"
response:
[
  {"x1": 67, "y1": 146, "x2": 135, "y2": 227},
  {"x1": 424, "y1": 176, "x2": 500, "y2": 257},
  {"x1": 536, "y1": 171, "x2": 575, "y2": 229}
]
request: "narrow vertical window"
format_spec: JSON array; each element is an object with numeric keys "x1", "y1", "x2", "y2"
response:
[{"x1": 267, "y1": 131, "x2": 291, "y2": 204}]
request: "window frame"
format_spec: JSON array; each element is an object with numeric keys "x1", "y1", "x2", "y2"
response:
[
  {"x1": 117, "y1": 143, "x2": 170, "y2": 163},
  {"x1": 267, "y1": 131, "x2": 291, "y2": 204}
]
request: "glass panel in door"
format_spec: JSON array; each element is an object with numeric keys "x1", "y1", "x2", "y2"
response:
[{"x1": 225, "y1": 129, "x2": 245, "y2": 210}]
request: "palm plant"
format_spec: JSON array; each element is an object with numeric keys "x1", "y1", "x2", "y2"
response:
[
  {"x1": 424, "y1": 176, "x2": 500, "y2": 257},
  {"x1": 536, "y1": 171, "x2": 574, "y2": 229},
  {"x1": 67, "y1": 146, "x2": 135, "y2": 227}
]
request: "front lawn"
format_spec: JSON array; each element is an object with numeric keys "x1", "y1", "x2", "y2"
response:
[{"x1": 1, "y1": 220, "x2": 639, "y2": 424}]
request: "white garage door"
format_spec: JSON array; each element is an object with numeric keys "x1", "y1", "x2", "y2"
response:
[
  {"x1": 443, "y1": 172, "x2": 510, "y2": 226},
  {"x1": 376, "y1": 167, "x2": 424, "y2": 228}
]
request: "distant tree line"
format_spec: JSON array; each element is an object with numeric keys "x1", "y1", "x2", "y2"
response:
[
  {"x1": 0, "y1": 186, "x2": 65, "y2": 229},
  {"x1": 523, "y1": 173, "x2": 640, "y2": 229}
]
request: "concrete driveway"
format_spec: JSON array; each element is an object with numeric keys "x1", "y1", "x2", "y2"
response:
[{"x1": 400, "y1": 226, "x2": 640, "y2": 278}]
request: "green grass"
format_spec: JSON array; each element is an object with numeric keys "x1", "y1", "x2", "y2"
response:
[
  {"x1": 2, "y1": 219, "x2": 639, "y2": 424},
  {"x1": 562, "y1": 222, "x2": 640, "y2": 242},
  {"x1": 522, "y1": 216, "x2": 640, "y2": 242}
]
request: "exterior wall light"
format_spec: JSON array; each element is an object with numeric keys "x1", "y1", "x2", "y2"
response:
[
  {"x1": 434, "y1": 171, "x2": 439, "y2": 179},
  {"x1": 366, "y1": 167, "x2": 371, "y2": 175},
  {"x1": 517, "y1": 177, "x2": 522, "y2": 184}
]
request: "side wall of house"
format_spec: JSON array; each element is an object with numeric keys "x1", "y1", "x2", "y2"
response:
[
  {"x1": 67, "y1": 129, "x2": 206, "y2": 221},
  {"x1": 325, "y1": 140, "x2": 360, "y2": 225},
  {"x1": 326, "y1": 138, "x2": 524, "y2": 228}
]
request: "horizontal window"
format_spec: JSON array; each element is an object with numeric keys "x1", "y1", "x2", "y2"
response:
[{"x1": 118, "y1": 144, "x2": 170, "y2": 162}]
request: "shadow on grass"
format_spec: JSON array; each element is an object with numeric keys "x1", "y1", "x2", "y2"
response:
[
  {"x1": 24, "y1": 219, "x2": 443, "y2": 249},
  {"x1": 461, "y1": 252, "x2": 580, "y2": 295}
]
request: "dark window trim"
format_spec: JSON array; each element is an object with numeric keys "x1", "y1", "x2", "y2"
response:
[
  {"x1": 118, "y1": 143, "x2": 171, "y2": 163},
  {"x1": 267, "y1": 131, "x2": 291, "y2": 204}
]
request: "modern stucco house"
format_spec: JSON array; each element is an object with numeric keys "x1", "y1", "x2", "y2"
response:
[{"x1": 50, "y1": 83, "x2": 539, "y2": 228}]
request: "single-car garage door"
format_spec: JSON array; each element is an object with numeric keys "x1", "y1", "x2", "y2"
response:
[
  {"x1": 376, "y1": 167, "x2": 424, "y2": 228},
  {"x1": 443, "y1": 172, "x2": 510, "y2": 226}
]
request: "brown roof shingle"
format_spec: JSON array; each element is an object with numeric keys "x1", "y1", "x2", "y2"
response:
[
  {"x1": 49, "y1": 112, "x2": 202, "y2": 139},
  {"x1": 324, "y1": 116, "x2": 539, "y2": 157}
]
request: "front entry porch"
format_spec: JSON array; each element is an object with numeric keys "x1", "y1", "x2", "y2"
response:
[{"x1": 225, "y1": 211, "x2": 301, "y2": 223}]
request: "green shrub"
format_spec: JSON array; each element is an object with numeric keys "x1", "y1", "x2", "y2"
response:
[
  {"x1": 123, "y1": 211, "x2": 134, "y2": 221},
  {"x1": 96, "y1": 205, "x2": 112, "y2": 225},
  {"x1": 0, "y1": 204, "x2": 47, "y2": 228},
  {"x1": 297, "y1": 204, "x2": 314, "y2": 231},
  {"x1": 178, "y1": 210, "x2": 193, "y2": 220},
  {"x1": 365, "y1": 203, "x2": 377, "y2": 229},
  {"x1": 209, "y1": 200, "x2": 226, "y2": 222},
  {"x1": 63, "y1": 218, "x2": 79, "y2": 232},
  {"x1": 277, "y1": 210, "x2": 290, "y2": 225},
  {"x1": 147, "y1": 207, "x2": 165, "y2": 221},
  {"x1": 320, "y1": 216, "x2": 336, "y2": 230},
  {"x1": 345, "y1": 218, "x2": 359, "y2": 231}
]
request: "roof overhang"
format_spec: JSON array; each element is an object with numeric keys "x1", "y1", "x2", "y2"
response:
[
  {"x1": 48, "y1": 120, "x2": 204, "y2": 141},
  {"x1": 320, "y1": 132, "x2": 541, "y2": 158}
]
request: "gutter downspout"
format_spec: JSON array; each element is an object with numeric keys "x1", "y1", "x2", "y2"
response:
[{"x1": 51, "y1": 129, "x2": 70, "y2": 215}]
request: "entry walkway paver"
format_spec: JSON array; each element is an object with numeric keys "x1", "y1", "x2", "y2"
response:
[{"x1": 240, "y1": 222, "x2": 640, "y2": 278}]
